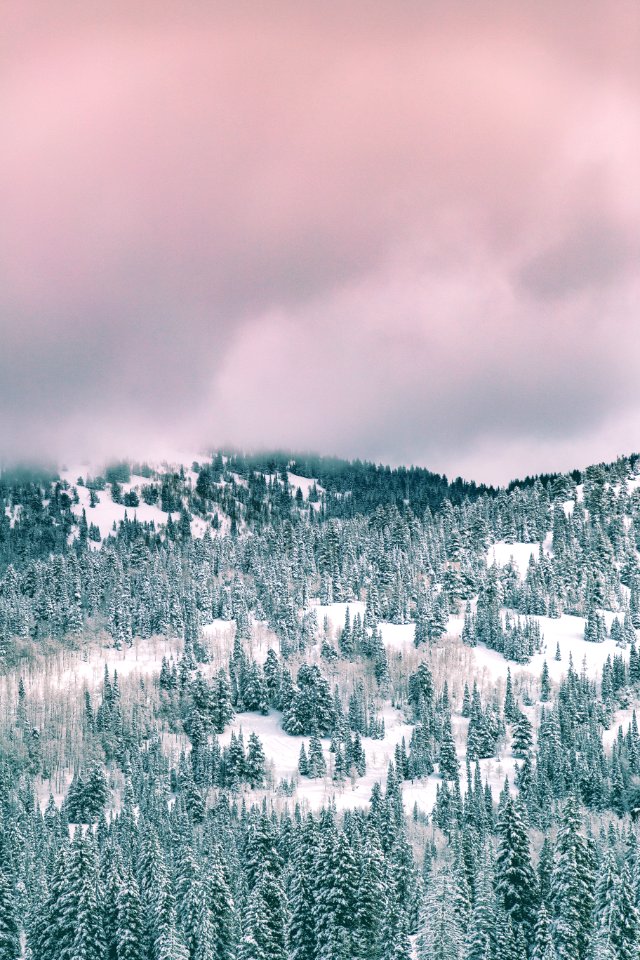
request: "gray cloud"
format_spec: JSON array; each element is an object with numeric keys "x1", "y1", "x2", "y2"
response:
[{"x1": 517, "y1": 213, "x2": 637, "y2": 301}]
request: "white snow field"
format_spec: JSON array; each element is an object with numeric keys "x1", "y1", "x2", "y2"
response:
[
  {"x1": 486, "y1": 536, "x2": 552, "y2": 579},
  {"x1": 60, "y1": 461, "x2": 225, "y2": 541},
  {"x1": 17, "y1": 581, "x2": 633, "y2": 820},
  {"x1": 69, "y1": 478, "x2": 173, "y2": 541},
  {"x1": 58, "y1": 460, "x2": 323, "y2": 544},
  {"x1": 287, "y1": 472, "x2": 323, "y2": 500}
]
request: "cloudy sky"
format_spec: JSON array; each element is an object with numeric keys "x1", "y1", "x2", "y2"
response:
[{"x1": 2, "y1": 1, "x2": 639, "y2": 484}]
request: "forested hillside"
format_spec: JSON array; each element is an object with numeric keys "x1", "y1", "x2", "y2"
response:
[{"x1": 2, "y1": 451, "x2": 640, "y2": 959}]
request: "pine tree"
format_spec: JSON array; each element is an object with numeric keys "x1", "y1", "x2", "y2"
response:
[
  {"x1": 592, "y1": 846, "x2": 619, "y2": 960},
  {"x1": 246, "y1": 733, "x2": 266, "y2": 787},
  {"x1": 504, "y1": 669, "x2": 516, "y2": 721},
  {"x1": 333, "y1": 745, "x2": 346, "y2": 783},
  {"x1": 495, "y1": 796, "x2": 537, "y2": 945},
  {"x1": 212, "y1": 670, "x2": 234, "y2": 733},
  {"x1": 207, "y1": 854, "x2": 236, "y2": 960},
  {"x1": 614, "y1": 859, "x2": 639, "y2": 960},
  {"x1": 540, "y1": 661, "x2": 551, "y2": 702},
  {"x1": 511, "y1": 711, "x2": 533, "y2": 758},
  {"x1": 31, "y1": 843, "x2": 74, "y2": 960},
  {"x1": 0, "y1": 868, "x2": 20, "y2": 960},
  {"x1": 69, "y1": 832, "x2": 107, "y2": 960},
  {"x1": 288, "y1": 824, "x2": 317, "y2": 960},
  {"x1": 465, "y1": 848, "x2": 494, "y2": 960},
  {"x1": 314, "y1": 827, "x2": 359, "y2": 960},
  {"x1": 154, "y1": 886, "x2": 190, "y2": 960},
  {"x1": 354, "y1": 832, "x2": 387, "y2": 960},
  {"x1": 417, "y1": 869, "x2": 464, "y2": 960},
  {"x1": 550, "y1": 796, "x2": 595, "y2": 960},
  {"x1": 240, "y1": 871, "x2": 287, "y2": 960},
  {"x1": 308, "y1": 734, "x2": 327, "y2": 778},
  {"x1": 532, "y1": 904, "x2": 553, "y2": 960},
  {"x1": 439, "y1": 712, "x2": 460, "y2": 781},
  {"x1": 116, "y1": 868, "x2": 144, "y2": 960},
  {"x1": 298, "y1": 743, "x2": 309, "y2": 777}
]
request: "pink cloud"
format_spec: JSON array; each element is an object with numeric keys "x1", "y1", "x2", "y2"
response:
[{"x1": 1, "y1": 1, "x2": 639, "y2": 480}]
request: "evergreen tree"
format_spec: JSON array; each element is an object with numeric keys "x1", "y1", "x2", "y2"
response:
[
  {"x1": 504, "y1": 669, "x2": 516, "y2": 721},
  {"x1": 116, "y1": 868, "x2": 144, "y2": 960},
  {"x1": 246, "y1": 733, "x2": 267, "y2": 788},
  {"x1": 511, "y1": 711, "x2": 533, "y2": 758},
  {"x1": 550, "y1": 796, "x2": 595, "y2": 960},
  {"x1": 308, "y1": 734, "x2": 327, "y2": 779},
  {"x1": 540, "y1": 661, "x2": 551, "y2": 702},
  {"x1": 69, "y1": 832, "x2": 107, "y2": 960},
  {"x1": 439, "y1": 712, "x2": 460, "y2": 782},
  {"x1": 465, "y1": 848, "x2": 494, "y2": 960},
  {"x1": 417, "y1": 869, "x2": 464, "y2": 960},
  {"x1": 0, "y1": 869, "x2": 20, "y2": 960},
  {"x1": 495, "y1": 795, "x2": 537, "y2": 945}
]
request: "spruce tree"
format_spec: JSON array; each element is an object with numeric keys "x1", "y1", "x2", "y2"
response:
[
  {"x1": 495, "y1": 796, "x2": 537, "y2": 945},
  {"x1": 70, "y1": 832, "x2": 107, "y2": 960},
  {"x1": 511, "y1": 711, "x2": 533, "y2": 758},
  {"x1": 540, "y1": 661, "x2": 551, "y2": 702},
  {"x1": 465, "y1": 848, "x2": 494, "y2": 960},
  {"x1": 417, "y1": 869, "x2": 464, "y2": 960},
  {"x1": 116, "y1": 868, "x2": 144, "y2": 960},
  {"x1": 550, "y1": 796, "x2": 595, "y2": 960},
  {"x1": 0, "y1": 869, "x2": 20, "y2": 960},
  {"x1": 246, "y1": 733, "x2": 266, "y2": 788},
  {"x1": 439, "y1": 712, "x2": 460, "y2": 781}
]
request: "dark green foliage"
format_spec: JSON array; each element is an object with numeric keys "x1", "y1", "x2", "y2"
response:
[
  {"x1": 65, "y1": 763, "x2": 109, "y2": 823},
  {"x1": 282, "y1": 665, "x2": 336, "y2": 736},
  {"x1": 438, "y1": 711, "x2": 459, "y2": 781}
]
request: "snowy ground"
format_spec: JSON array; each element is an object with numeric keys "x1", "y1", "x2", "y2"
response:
[
  {"x1": 70, "y1": 479, "x2": 174, "y2": 540},
  {"x1": 310, "y1": 600, "x2": 627, "y2": 686},
  {"x1": 12, "y1": 573, "x2": 640, "y2": 818},
  {"x1": 472, "y1": 612, "x2": 628, "y2": 685},
  {"x1": 60, "y1": 465, "x2": 220, "y2": 541},
  {"x1": 217, "y1": 704, "x2": 415, "y2": 812},
  {"x1": 486, "y1": 536, "x2": 552, "y2": 579},
  {"x1": 58, "y1": 460, "x2": 321, "y2": 544},
  {"x1": 299, "y1": 598, "x2": 639, "y2": 811},
  {"x1": 288, "y1": 472, "x2": 323, "y2": 504}
]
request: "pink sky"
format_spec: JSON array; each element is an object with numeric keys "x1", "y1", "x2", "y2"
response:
[{"x1": 1, "y1": 1, "x2": 639, "y2": 482}]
